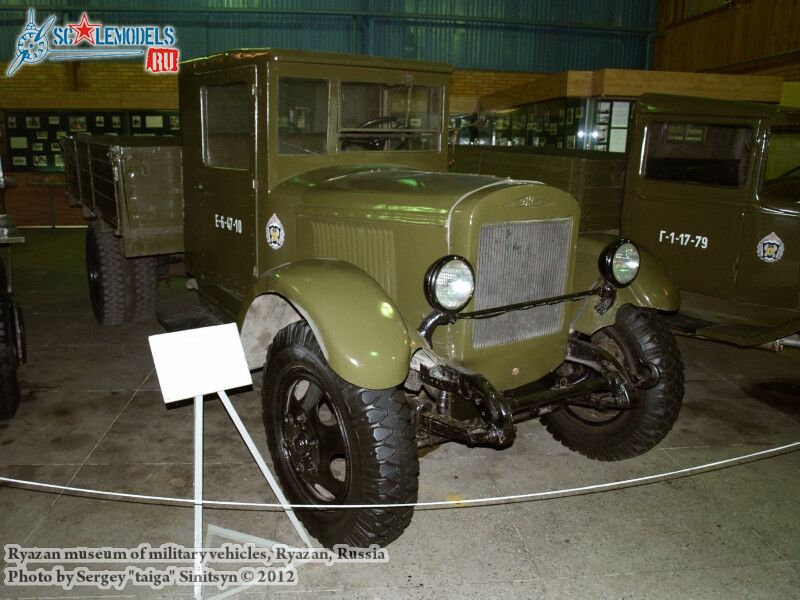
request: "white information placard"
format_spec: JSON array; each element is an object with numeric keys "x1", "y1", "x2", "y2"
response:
[
  {"x1": 609, "y1": 128, "x2": 628, "y2": 153},
  {"x1": 610, "y1": 101, "x2": 630, "y2": 128},
  {"x1": 148, "y1": 323, "x2": 253, "y2": 404}
]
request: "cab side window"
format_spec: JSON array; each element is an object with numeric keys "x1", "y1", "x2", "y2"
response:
[
  {"x1": 763, "y1": 131, "x2": 800, "y2": 184},
  {"x1": 643, "y1": 122, "x2": 752, "y2": 187},
  {"x1": 201, "y1": 82, "x2": 251, "y2": 169},
  {"x1": 278, "y1": 78, "x2": 329, "y2": 155}
]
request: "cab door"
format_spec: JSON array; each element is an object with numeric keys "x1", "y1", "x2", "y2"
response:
[
  {"x1": 183, "y1": 66, "x2": 258, "y2": 315},
  {"x1": 736, "y1": 204, "x2": 800, "y2": 313},
  {"x1": 622, "y1": 116, "x2": 757, "y2": 301},
  {"x1": 735, "y1": 128, "x2": 800, "y2": 314}
]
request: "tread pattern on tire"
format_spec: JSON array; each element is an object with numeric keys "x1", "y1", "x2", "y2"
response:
[
  {"x1": 263, "y1": 321, "x2": 419, "y2": 548},
  {"x1": 87, "y1": 222, "x2": 158, "y2": 326},
  {"x1": 130, "y1": 256, "x2": 158, "y2": 323},
  {"x1": 343, "y1": 385, "x2": 419, "y2": 547},
  {"x1": 87, "y1": 222, "x2": 127, "y2": 326},
  {"x1": 0, "y1": 300, "x2": 21, "y2": 420},
  {"x1": 542, "y1": 305, "x2": 685, "y2": 461}
]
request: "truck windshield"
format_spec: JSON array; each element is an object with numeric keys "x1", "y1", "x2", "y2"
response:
[
  {"x1": 339, "y1": 82, "x2": 442, "y2": 151},
  {"x1": 763, "y1": 130, "x2": 800, "y2": 185}
]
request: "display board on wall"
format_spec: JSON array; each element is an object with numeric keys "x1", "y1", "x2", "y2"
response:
[
  {"x1": 2, "y1": 110, "x2": 180, "y2": 172},
  {"x1": 128, "y1": 111, "x2": 181, "y2": 137},
  {"x1": 591, "y1": 100, "x2": 632, "y2": 153},
  {"x1": 453, "y1": 97, "x2": 633, "y2": 154}
]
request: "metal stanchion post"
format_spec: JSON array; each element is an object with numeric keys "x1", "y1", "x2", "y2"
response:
[{"x1": 193, "y1": 395, "x2": 203, "y2": 600}]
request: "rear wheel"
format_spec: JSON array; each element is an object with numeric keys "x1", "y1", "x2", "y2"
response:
[
  {"x1": 130, "y1": 256, "x2": 157, "y2": 323},
  {"x1": 542, "y1": 306, "x2": 684, "y2": 460},
  {"x1": 86, "y1": 221, "x2": 127, "y2": 326},
  {"x1": 262, "y1": 321, "x2": 418, "y2": 548},
  {"x1": 86, "y1": 222, "x2": 158, "y2": 325}
]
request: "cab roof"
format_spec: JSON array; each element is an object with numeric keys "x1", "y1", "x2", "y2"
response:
[
  {"x1": 638, "y1": 93, "x2": 800, "y2": 125},
  {"x1": 181, "y1": 48, "x2": 452, "y2": 74}
]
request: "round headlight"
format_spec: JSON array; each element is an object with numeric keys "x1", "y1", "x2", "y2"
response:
[
  {"x1": 599, "y1": 239, "x2": 640, "y2": 287},
  {"x1": 424, "y1": 255, "x2": 475, "y2": 312}
]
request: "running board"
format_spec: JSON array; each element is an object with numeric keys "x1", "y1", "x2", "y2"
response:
[{"x1": 157, "y1": 292, "x2": 222, "y2": 332}]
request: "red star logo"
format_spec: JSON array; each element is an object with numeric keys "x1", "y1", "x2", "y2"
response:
[{"x1": 68, "y1": 13, "x2": 99, "y2": 45}]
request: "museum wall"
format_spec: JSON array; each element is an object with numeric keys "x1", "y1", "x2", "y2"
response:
[
  {"x1": 0, "y1": 61, "x2": 178, "y2": 109},
  {"x1": 449, "y1": 70, "x2": 544, "y2": 98},
  {"x1": 0, "y1": 61, "x2": 537, "y2": 113},
  {"x1": 654, "y1": 0, "x2": 800, "y2": 80},
  {"x1": 0, "y1": 61, "x2": 178, "y2": 226},
  {"x1": 0, "y1": 62, "x2": 539, "y2": 226}
]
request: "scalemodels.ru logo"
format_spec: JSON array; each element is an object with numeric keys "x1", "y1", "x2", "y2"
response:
[{"x1": 7, "y1": 8, "x2": 179, "y2": 77}]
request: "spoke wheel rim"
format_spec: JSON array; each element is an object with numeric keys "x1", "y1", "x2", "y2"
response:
[{"x1": 277, "y1": 367, "x2": 352, "y2": 504}]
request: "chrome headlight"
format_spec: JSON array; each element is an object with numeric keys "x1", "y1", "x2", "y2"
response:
[
  {"x1": 599, "y1": 239, "x2": 640, "y2": 287},
  {"x1": 424, "y1": 255, "x2": 475, "y2": 312}
]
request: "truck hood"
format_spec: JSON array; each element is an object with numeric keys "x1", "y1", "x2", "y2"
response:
[{"x1": 283, "y1": 165, "x2": 519, "y2": 226}]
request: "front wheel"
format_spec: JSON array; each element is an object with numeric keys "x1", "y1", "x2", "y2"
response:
[
  {"x1": 262, "y1": 321, "x2": 419, "y2": 548},
  {"x1": 542, "y1": 306, "x2": 684, "y2": 461}
]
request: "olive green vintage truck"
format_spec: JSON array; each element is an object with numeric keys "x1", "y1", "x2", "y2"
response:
[
  {"x1": 623, "y1": 94, "x2": 800, "y2": 349},
  {"x1": 62, "y1": 49, "x2": 684, "y2": 548},
  {"x1": 453, "y1": 94, "x2": 800, "y2": 350}
]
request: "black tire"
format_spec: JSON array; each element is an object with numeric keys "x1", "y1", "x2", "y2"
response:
[
  {"x1": 0, "y1": 299, "x2": 21, "y2": 420},
  {"x1": 542, "y1": 305, "x2": 684, "y2": 461},
  {"x1": 262, "y1": 321, "x2": 418, "y2": 548},
  {"x1": 86, "y1": 222, "x2": 127, "y2": 326},
  {"x1": 129, "y1": 256, "x2": 158, "y2": 323}
]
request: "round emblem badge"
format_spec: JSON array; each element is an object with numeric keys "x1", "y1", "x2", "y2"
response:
[
  {"x1": 266, "y1": 213, "x2": 285, "y2": 250},
  {"x1": 756, "y1": 232, "x2": 784, "y2": 263}
]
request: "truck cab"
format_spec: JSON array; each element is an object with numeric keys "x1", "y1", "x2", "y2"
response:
[
  {"x1": 623, "y1": 94, "x2": 800, "y2": 346},
  {"x1": 178, "y1": 49, "x2": 450, "y2": 320}
]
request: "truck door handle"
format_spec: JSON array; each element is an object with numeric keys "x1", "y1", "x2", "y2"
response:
[{"x1": 193, "y1": 183, "x2": 206, "y2": 193}]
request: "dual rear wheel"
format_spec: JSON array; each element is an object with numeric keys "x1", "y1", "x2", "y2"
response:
[{"x1": 85, "y1": 221, "x2": 157, "y2": 326}]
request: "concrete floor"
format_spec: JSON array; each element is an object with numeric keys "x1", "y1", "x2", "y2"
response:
[{"x1": 1, "y1": 229, "x2": 799, "y2": 600}]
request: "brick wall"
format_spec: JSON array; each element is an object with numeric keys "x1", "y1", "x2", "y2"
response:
[
  {"x1": 0, "y1": 61, "x2": 538, "y2": 108},
  {"x1": 450, "y1": 69, "x2": 545, "y2": 97},
  {"x1": 0, "y1": 61, "x2": 540, "y2": 225},
  {"x1": 75, "y1": 61, "x2": 178, "y2": 96},
  {"x1": 1, "y1": 62, "x2": 70, "y2": 95},
  {"x1": 0, "y1": 61, "x2": 178, "y2": 109},
  {"x1": 3, "y1": 173, "x2": 85, "y2": 227}
]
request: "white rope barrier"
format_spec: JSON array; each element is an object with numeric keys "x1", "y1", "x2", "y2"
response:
[{"x1": 1, "y1": 441, "x2": 797, "y2": 511}]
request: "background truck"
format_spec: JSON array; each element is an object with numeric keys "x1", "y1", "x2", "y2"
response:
[
  {"x1": 623, "y1": 94, "x2": 800, "y2": 349},
  {"x1": 62, "y1": 48, "x2": 684, "y2": 548},
  {"x1": 452, "y1": 94, "x2": 800, "y2": 349}
]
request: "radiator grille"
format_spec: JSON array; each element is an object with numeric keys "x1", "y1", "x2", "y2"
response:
[
  {"x1": 310, "y1": 222, "x2": 396, "y2": 296},
  {"x1": 472, "y1": 218, "x2": 572, "y2": 349}
]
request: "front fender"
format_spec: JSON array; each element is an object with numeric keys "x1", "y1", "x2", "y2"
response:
[
  {"x1": 241, "y1": 259, "x2": 412, "y2": 390},
  {"x1": 571, "y1": 234, "x2": 680, "y2": 335}
]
